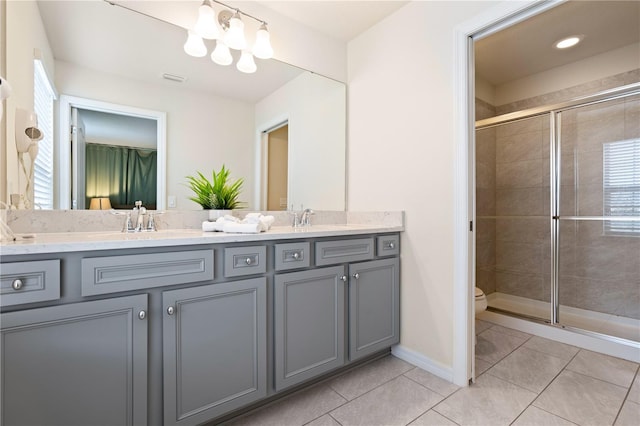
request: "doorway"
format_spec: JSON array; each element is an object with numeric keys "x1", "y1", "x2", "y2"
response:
[
  {"x1": 58, "y1": 95, "x2": 166, "y2": 210},
  {"x1": 266, "y1": 124, "x2": 289, "y2": 211}
]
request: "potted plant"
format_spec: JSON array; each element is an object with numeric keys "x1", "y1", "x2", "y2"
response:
[{"x1": 186, "y1": 165, "x2": 245, "y2": 218}]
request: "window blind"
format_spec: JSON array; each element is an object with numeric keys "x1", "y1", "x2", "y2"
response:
[
  {"x1": 33, "y1": 59, "x2": 56, "y2": 210},
  {"x1": 603, "y1": 139, "x2": 640, "y2": 235}
]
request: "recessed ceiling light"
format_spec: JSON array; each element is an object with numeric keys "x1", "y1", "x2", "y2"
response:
[{"x1": 554, "y1": 35, "x2": 583, "y2": 49}]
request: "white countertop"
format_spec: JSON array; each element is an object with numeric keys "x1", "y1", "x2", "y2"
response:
[{"x1": 0, "y1": 224, "x2": 403, "y2": 256}]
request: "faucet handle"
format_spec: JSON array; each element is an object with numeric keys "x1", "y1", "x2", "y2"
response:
[
  {"x1": 122, "y1": 212, "x2": 135, "y2": 233},
  {"x1": 146, "y1": 213, "x2": 156, "y2": 232}
]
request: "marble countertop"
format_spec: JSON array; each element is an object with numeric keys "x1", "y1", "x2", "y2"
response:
[{"x1": 0, "y1": 224, "x2": 403, "y2": 256}]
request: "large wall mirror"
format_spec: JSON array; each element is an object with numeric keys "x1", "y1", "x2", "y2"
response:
[{"x1": 4, "y1": 0, "x2": 346, "y2": 211}]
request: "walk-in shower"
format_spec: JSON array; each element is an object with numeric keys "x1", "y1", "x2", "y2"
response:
[{"x1": 475, "y1": 83, "x2": 640, "y2": 346}]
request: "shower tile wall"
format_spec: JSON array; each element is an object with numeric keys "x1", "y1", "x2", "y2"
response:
[
  {"x1": 475, "y1": 99, "x2": 496, "y2": 296},
  {"x1": 494, "y1": 115, "x2": 550, "y2": 303}
]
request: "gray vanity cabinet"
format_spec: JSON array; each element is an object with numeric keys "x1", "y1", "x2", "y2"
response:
[
  {"x1": 0, "y1": 294, "x2": 148, "y2": 426},
  {"x1": 349, "y1": 258, "x2": 400, "y2": 361},
  {"x1": 162, "y1": 278, "x2": 267, "y2": 426},
  {"x1": 274, "y1": 266, "x2": 346, "y2": 391}
]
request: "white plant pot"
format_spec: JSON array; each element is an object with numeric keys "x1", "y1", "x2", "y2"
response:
[{"x1": 208, "y1": 209, "x2": 232, "y2": 221}]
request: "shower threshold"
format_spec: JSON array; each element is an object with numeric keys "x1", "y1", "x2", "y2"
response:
[{"x1": 486, "y1": 292, "x2": 640, "y2": 344}]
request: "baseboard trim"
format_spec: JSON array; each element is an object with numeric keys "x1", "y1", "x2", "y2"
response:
[{"x1": 391, "y1": 344, "x2": 455, "y2": 383}]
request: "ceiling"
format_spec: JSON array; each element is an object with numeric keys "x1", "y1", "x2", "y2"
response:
[
  {"x1": 475, "y1": 1, "x2": 640, "y2": 86},
  {"x1": 36, "y1": 1, "x2": 639, "y2": 99},
  {"x1": 258, "y1": 1, "x2": 408, "y2": 42}
]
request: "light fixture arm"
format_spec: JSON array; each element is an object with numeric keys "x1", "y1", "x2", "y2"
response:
[{"x1": 211, "y1": 0, "x2": 267, "y2": 26}]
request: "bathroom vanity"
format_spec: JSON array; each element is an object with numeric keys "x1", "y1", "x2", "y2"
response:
[{"x1": 0, "y1": 224, "x2": 401, "y2": 426}]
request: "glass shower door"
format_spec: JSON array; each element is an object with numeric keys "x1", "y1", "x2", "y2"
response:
[
  {"x1": 476, "y1": 114, "x2": 552, "y2": 322},
  {"x1": 556, "y1": 95, "x2": 640, "y2": 342}
]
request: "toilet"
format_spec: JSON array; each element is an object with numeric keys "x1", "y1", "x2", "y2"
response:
[{"x1": 475, "y1": 287, "x2": 487, "y2": 314}]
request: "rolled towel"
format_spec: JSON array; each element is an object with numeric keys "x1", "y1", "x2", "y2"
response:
[
  {"x1": 202, "y1": 221, "x2": 224, "y2": 232},
  {"x1": 259, "y1": 215, "x2": 275, "y2": 231},
  {"x1": 222, "y1": 222, "x2": 262, "y2": 234}
]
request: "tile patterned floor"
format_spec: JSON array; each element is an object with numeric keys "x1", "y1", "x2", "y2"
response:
[{"x1": 225, "y1": 320, "x2": 640, "y2": 426}]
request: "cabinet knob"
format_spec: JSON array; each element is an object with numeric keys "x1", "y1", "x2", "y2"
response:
[
  {"x1": 167, "y1": 306, "x2": 175, "y2": 315},
  {"x1": 388, "y1": 242, "x2": 395, "y2": 249},
  {"x1": 138, "y1": 310, "x2": 146, "y2": 320},
  {"x1": 340, "y1": 275, "x2": 347, "y2": 282},
  {"x1": 352, "y1": 273, "x2": 360, "y2": 280},
  {"x1": 292, "y1": 252, "x2": 300, "y2": 260},
  {"x1": 245, "y1": 257, "x2": 252, "y2": 265},
  {"x1": 11, "y1": 279, "x2": 23, "y2": 290}
]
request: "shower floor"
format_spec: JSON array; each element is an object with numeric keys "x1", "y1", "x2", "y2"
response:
[{"x1": 487, "y1": 292, "x2": 640, "y2": 343}]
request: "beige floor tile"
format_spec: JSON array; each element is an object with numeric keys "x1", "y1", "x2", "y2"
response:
[
  {"x1": 512, "y1": 406, "x2": 576, "y2": 426},
  {"x1": 475, "y1": 357, "x2": 493, "y2": 376},
  {"x1": 475, "y1": 328, "x2": 528, "y2": 365},
  {"x1": 566, "y1": 350, "x2": 639, "y2": 388},
  {"x1": 487, "y1": 346, "x2": 569, "y2": 393},
  {"x1": 615, "y1": 400, "x2": 640, "y2": 426},
  {"x1": 328, "y1": 355, "x2": 413, "y2": 400},
  {"x1": 489, "y1": 324, "x2": 532, "y2": 340},
  {"x1": 475, "y1": 319, "x2": 493, "y2": 334},
  {"x1": 534, "y1": 370, "x2": 627, "y2": 426},
  {"x1": 409, "y1": 410, "x2": 458, "y2": 426},
  {"x1": 229, "y1": 384, "x2": 346, "y2": 426},
  {"x1": 330, "y1": 376, "x2": 442, "y2": 426},
  {"x1": 627, "y1": 374, "x2": 640, "y2": 404},
  {"x1": 305, "y1": 414, "x2": 341, "y2": 426},
  {"x1": 522, "y1": 336, "x2": 579, "y2": 361},
  {"x1": 433, "y1": 373, "x2": 537, "y2": 426},
  {"x1": 404, "y1": 367, "x2": 460, "y2": 397}
]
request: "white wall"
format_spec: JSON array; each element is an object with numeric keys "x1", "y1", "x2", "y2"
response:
[
  {"x1": 348, "y1": 1, "x2": 498, "y2": 371},
  {"x1": 255, "y1": 72, "x2": 346, "y2": 211},
  {"x1": 5, "y1": 0, "x2": 55, "y2": 204},
  {"x1": 55, "y1": 61, "x2": 255, "y2": 210}
]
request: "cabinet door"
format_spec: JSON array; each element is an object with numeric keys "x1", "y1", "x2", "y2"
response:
[
  {"x1": 349, "y1": 258, "x2": 400, "y2": 361},
  {"x1": 274, "y1": 266, "x2": 345, "y2": 391},
  {"x1": 0, "y1": 295, "x2": 148, "y2": 426},
  {"x1": 163, "y1": 278, "x2": 267, "y2": 426}
]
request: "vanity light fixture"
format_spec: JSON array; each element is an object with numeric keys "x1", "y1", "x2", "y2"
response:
[
  {"x1": 194, "y1": 0, "x2": 220, "y2": 40},
  {"x1": 554, "y1": 35, "x2": 583, "y2": 49},
  {"x1": 183, "y1": 0, "x2": 273, "y2": 73},
  {"x1": 237, "y1": 50, "x2": 257, "y2": 74},
  {"x1": 184, "y1": 30, "x2": 207, "y2": 57}
]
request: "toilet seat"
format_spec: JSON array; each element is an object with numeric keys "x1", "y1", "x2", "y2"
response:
[{"x1": 475, "y1": 287, "x2": 487, "y2": 312}]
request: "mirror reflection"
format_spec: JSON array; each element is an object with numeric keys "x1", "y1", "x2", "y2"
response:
[{"x1": 5, "y1": 0, "x2": 346, "y2": 211}]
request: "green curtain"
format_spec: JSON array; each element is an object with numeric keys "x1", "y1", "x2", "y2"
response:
[{"x1": 85, "y1": 143, "x2": 157, "y2": 209}]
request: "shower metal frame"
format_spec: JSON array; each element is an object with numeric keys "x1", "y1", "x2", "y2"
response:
[{"x1": 475, "y1": 82, "x2": 640, "y2": 348}]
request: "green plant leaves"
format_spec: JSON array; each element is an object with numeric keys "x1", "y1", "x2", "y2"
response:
[{"x1": 185, "y1": 165, "x2": 245, "y2": 209}]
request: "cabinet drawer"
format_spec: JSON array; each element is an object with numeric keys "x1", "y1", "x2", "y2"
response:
[
  {"x1": 315, "y1": 238, "x2": 374, "y2": 266},
  {"x1": 0, "y1": 260, "x2": 60, "y2": 307},
  {"x1": 377, "y1": 235, "x2": 399, "y2": 257},
  {"x1": 81, "y1": 249, "x2": 214, "y2": 296},
  {"x1": 224, "y1": 246, "x2": 267, "y2": 277},
  {"x1": 274, "y1": 242, "x2": 310, "y2": 271}
]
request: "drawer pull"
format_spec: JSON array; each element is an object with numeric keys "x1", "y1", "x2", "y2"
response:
[
  {"x1": 292, "y1": 252, "x2": 300, "y2": 260},
  {"x1": 352, "y1": 273, "x2": 360, "y2": 280},
  {"x1": 11, "y1": 279, "x2": 23, "y2": 290},
  {"x1": 245, "y1": 257, "x2": 253, "y2": 265},
  {"x1": 167, "y1": 306, "x2": 175, "y2": 315},
  {"x1": 340, "y1": 275, "x2": 347, "y2": 282},
  {"x1": 138, "y1": 310, "x2": 146, "y2": 320},
  {"x1": 388, "y1": 242, "x2": 395, "y2": 249}
]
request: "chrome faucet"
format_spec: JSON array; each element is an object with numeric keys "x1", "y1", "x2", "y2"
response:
[{"x1": 300, "y1": 208, "x2": 314, "y2": 227}]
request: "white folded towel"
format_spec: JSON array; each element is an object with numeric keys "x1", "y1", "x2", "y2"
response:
[
  {"x1": 202, "y1": 221, "x2": 225, "y2": 232},
  {"x1": 223, "y1": 222, "x2": 262, "y2": 234},
  {"x1": 202, "y1": 213, "x2": 275, "y2": 233}
]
